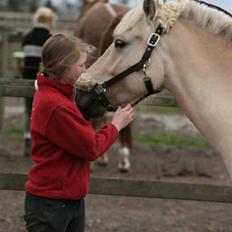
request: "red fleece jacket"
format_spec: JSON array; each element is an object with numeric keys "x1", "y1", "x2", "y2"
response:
[{"x1": 25, "y1": 73, "x2": 118, "y2": 200}]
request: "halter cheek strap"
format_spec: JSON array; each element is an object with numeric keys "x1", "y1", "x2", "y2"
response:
[
  {"x1": 102, "y1": 25, "x2": 163, "y2": 90},
  {"x1": 97, "y1": 25, "x2": 164, "y2": 111}
]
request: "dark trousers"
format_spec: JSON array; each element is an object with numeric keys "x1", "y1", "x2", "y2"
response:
[
  {"x1": 25, "y1": 97, "x2": 33, "y2": 132},
  {"x1": 24, "y1": 192, "x2": 85, "y2": 232}
]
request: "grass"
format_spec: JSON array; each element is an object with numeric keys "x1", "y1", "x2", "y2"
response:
[
  {"x1": 135, "y1": 106, "x2": 184, "y2": 115},
  {"x1": 3, "y1": 123, "x2": 24, "y2": 138},
  {"x1": 134, "y1": 132, "x2": 210, "y2": 148},
  {"x1": 2, "y1": 112, "x2": 209, "y2": 149}
]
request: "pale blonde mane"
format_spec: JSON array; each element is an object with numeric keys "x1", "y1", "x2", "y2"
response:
[{"x1": 114, "y1": 0, "x2": 232, "y2": 41}]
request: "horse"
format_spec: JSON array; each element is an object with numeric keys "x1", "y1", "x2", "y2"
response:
[
  {"x1": 74, "y1": 1, "x2": 128, "y2": 49},
  {"x1": 74, "y1": 1, "x2": 132, "y2": 172},
  {"x1": 81, "y1": 0, "x2": 232, "y2": 178}
]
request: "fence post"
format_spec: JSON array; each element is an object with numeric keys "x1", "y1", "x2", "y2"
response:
[
  {"x1": 0, "y1": 32, "x2": 8, "y2": 131},
  {"x1": 0, "y1": 99, "x2": 3, "y2": 131}
]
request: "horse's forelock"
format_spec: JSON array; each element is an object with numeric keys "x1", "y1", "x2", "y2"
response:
[{"x1": 157, "y1": 2, "x2": 184, "y2": 32}]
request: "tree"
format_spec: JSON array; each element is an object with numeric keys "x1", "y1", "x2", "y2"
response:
[
  {"x1": 29, "y1": 0, "x2": 39, "y2": 12},
  {"x1": 7, "y1": 0, "x2": 20, "y2": 11},
  {"x1": 45, "y1": 0, "x2": 56, "y2": 11}
]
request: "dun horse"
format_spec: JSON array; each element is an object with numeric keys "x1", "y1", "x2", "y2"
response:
[
  {"x1": 75, "y1": 0, "x2": 132, "y2": 172},
  {"x1": 80, "y1": 0, "x2": 232, "y2": 178}
]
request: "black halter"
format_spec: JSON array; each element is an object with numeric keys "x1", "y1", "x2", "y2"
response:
[{"x1": 91, "y1": 25, "x2": 164, "y2": 112}]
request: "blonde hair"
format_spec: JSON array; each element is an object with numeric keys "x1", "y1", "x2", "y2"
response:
[
  {"x1": 33, "y1": 7, "x2": 56, "y2": 25},
  {"x1": 42, "y1": 33, "x2": 92, "y2": 81}
]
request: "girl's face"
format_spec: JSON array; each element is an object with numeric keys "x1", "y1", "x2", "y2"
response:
[{"x1": 63, "y1": 51, "x2": 87, "y2": 85}]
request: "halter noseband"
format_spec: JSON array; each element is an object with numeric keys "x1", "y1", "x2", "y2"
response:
[{"x1": 91, "y1": 25, "x2": 164, "y2": 112}]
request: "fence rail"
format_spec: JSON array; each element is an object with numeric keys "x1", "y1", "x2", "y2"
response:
[
  {"x1": 0, "y1": 79, "x2": 34, "y2": 97},
  {"x1": 0, "y1": 11, "x2": 78, "y2": 33},
  {"x1": 0, "y1": 79, "x2": 178, "y2": 106},
  {"x1": 1, "y1": 173, "x2": 232, "y2": 203}
]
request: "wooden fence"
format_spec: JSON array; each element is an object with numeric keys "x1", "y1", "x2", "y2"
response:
[
  {"x1": 0, "y1": 11, "x2": 78, "y2": 34},
  {"x1": 0, "y1": 79, "x2": 177, "y2": 105},
  {"x1": 1, "y1": 173, "x2": 232, "y2": 203},
  {"x1": 1, "y1": 79, "x2": 232, "y2": 203}
]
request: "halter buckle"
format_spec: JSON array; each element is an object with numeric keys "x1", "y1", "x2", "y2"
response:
[
  {"x1": 94, "y1": 84, "x2": 106, "y2": 95},
  {"x1": 147, "y1": 33, "x2": 160, "y2": 47}
]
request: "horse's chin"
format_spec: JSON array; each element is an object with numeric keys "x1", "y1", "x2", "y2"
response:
[{"x1": 107, "y1": 95, "x2": 136, "y2": 108}]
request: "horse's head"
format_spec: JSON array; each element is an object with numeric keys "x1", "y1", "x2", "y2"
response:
[{"x1": 83, "y1": 0, "x2": 182, "y2": 107}]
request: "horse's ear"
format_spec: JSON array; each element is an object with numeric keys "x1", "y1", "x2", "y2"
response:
[{"x1": 143, "y1": 0, "x2": 159, "y2": 21}]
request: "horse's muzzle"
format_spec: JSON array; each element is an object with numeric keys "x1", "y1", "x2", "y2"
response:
[{"x1": 75, "y1": 83, "x2": 118, "y2": 120}]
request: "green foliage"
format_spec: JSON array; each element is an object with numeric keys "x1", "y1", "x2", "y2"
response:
[
  {"x1": 7, "y1": 0, "x2": 20, "y2": 11},
  {"x1": 29, "y1": 0, "x2": 39, "y2": 12},
  {"x1": 134, "y1": 132, "x2": 210, "y2": 148},
  {"x1": 45, "y1": 0, "x2": 55, "y2": 11},
  {"x1": 136, "y1": 106, "x2": 183, "y2": 115},
  {"x1": 3, "y1": 123, "x2": 23, "y2": 138}
]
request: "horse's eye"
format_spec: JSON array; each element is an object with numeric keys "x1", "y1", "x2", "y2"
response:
[{"x1": 114, "y1": 39, "x2": 127, "y2": 49}]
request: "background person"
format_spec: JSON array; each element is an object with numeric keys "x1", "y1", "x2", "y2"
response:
[
  {"x1": 22, "y1": 7, "x2": 56, "y2": 156},
  {"x1": 24, "y1": 33, "x2": 134, "y2": 232}
]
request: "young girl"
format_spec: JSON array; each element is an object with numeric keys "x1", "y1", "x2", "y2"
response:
[{"x1": 24, "y1": 33, "x2": 134, "y2": 232}]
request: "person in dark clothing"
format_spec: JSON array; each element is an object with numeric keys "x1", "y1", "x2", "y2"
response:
[
  {"x1": 22, "y1": 7, "x2": 56, "y2": 156},
  {"x1": 24, "y1": 33, "x2": 134, "y2": 232}
]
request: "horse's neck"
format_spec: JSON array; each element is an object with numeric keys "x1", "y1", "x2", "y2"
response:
[{"x1": 164, "y1": 20, "x2": 232, "y2": 177}]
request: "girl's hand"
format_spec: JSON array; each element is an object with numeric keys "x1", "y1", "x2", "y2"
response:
[{"x1": 111, "y1": 104, "x2": 134, "y2": 131}]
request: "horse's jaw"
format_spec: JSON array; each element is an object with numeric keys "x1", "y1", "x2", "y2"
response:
[
  {"x1": 86, "y1": 62, "x2": 149, "y2": 106},
  {"x1": 105, "y1": 84, "x2": 143, "y2": 106}
]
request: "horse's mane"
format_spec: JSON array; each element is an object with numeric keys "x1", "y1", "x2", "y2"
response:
[
  {"x1": 114, "y1": 0, "x2": 232, "y2": 41},
  {"x1": 181, "y1": 0, "x2": 232, "y2": 41}
]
